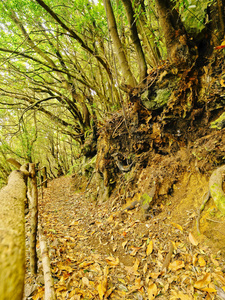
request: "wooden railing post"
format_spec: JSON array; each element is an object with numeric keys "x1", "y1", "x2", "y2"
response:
[
  {"x1": 0, "y1": 165, "x2": 29, "y2": 299},
  {"x1": 29, "y1": 163, "x2": 38, "y2": 275}
]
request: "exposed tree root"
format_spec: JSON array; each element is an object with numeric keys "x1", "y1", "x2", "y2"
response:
[
  {"x1": 209, "y1": 165, "x2": 225, "y2": 214},
  {"x1": 197, "y1": 164, "x2": 225, "y2": 234},
  {"x1": 196, "y1": 191, "x2": 210, "y2": 235}
]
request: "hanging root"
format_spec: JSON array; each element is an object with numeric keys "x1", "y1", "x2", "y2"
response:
[{"x1": 196, "y1": 191, "x2": 210, "y2": 235}]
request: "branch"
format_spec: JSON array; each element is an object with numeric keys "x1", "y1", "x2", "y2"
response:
[{"x1": 35, "y1": 0, "x2": 112, "y2": 80}]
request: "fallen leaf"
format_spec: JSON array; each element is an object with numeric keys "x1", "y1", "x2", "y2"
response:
[
  {"x1": 194, "y1": 273, "x2": 211, "y2": 290},
  {"x1": 146, "y1": 240, "x2": 153, "y2": 256},
  {"x1": 198, "y1": 255, "x2": 206, "y2": 267},
  {"x1": 147, "y1": 283, "x2": 157, "y2": 300},
  {"x1": 79, "y1": 261, "x2": 94, "y2": 269},
  {"x1": 130, "y1": 246, "x2": 141, "y2": 256},
  {"x1": 171, "y1": 222, "x2": 183, "y2": 231},
  {"x1": 97, "y1": 267, "x2": 108, "y2": 300},
  {"x1": 189, "y1": 232, "x2": 198, "y2": 246},
  {"x1": 122, "y1": 241, "x2": 128, "y2": 249},
  {"x1": 210, "y1": 254, "x2": 219, "y2": 267},
  {"x1": 70, "y1": 220, "x2": 79, "y2": 226},
  {"x1": 143, "y1": 262, "x2": 148, "y2": 274},
  {"x1": 169, "y1": 260, "x2": 185, "y2": 272},
  {"x1": 105, "y1": 256, "x2": 119, "y2": 266},
  {"x1": 133, "y1": 258, "x2": 140, "y2": 272},
  {"x1": 192, "y1": 253, "x2": 198, "y2": 266},
  {"x1": 171, "y1": 291, "x2": 192, "y2": 300},
  {"x1": 149, "y1": 272, "x2": 161, "y2": 279},
  {"x1": 82, "y1": 277, "x2": 89, "y2": 286}
]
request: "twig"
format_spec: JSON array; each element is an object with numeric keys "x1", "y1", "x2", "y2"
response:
[{"x1": 161, "y1": 241, "x2": 174, "y2": 272}]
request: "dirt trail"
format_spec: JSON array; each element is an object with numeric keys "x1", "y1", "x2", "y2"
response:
[{"x1": 25, "y1": 174, "x2": 225, "y2": 300}]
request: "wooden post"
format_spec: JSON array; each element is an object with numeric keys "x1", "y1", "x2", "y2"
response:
[
  {"x1": 42, "y1": 166, "x2": 47, "y2": 188},
  {"x1": 0, "y1": 167, "x2": 28, "y2": 299},
  {"x1": 29, "y1": 163, "x2": 38, "y2": 275}
]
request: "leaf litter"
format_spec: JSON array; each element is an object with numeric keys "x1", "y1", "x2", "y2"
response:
[{"x1": 24, "y1": 175, "x2": 225, "y2": 300}]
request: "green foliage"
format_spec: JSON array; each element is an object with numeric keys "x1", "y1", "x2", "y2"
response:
[{"x1": 178, "y1": 0, "x2": 213, "y2": 35}]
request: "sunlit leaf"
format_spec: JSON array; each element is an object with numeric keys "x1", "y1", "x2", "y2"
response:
[
  {"x1": 189, "y1": 232, "x2": 198, "y2": 246},
  {"x1": 147, "y1": 283, "x2": 157, "y2": 300},
  {"x1": 146, "y1": 240, "x2": 153, "y2": 256}
]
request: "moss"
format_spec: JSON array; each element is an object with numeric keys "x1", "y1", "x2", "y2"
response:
[
  {"x1": 140, "y1": 193, "x2": 153, "y2": 205},
  {"x1": 142, "y1": 88, "x2": 171, "y2": 110},
  {"x1": 210, "y1": 112, "x2": 225, "y2": 129}
]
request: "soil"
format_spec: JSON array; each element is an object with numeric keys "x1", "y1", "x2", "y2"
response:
[{"x1": 24, "y1": 129, "x2": 225, "y2": 300}]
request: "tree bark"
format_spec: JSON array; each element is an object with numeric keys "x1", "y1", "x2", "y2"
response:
[
  {"x1": 103, "y1": 0, "x2": 137, "y2": 87},
  {"x1": 155, "y1": 0, "x2": 190, "y2": 65},
  {"x1": 121, "y1": 0, "x2": 147, "y2": 82},
  {"x1": 0, "y1": 169, "x2": 27, "y2": 300}
]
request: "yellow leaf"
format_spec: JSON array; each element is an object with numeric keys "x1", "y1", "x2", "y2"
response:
[
  {"x1": 133, "y1": 258, "x2": 140, "y2": 272},
  {"x1": 143, "y1": 262, "x2": 148, "y2": 274},
  {"x1": 82, "y1": 277, "x2": 89, "y2": 286},
  {"x1": 189, "y1": 232, "x2": 198, "y2": 246},
  {"x1": 192, "y1": 253, "x2": 198, "y2": 266},
  {"x1": 201, "y1": 287, "x2": 217, "y2": 293},
  {"x1": 146, "y1": 240, "x2": 153, "y2": 256},
  {"x1": 33, "y1": 287, "x2": 44, "y2": 300},
  {"x1": 130, "y1": 246, "x2": 141, "y2": 256},
  {"x1": 97, "y1": 273, "x2": 108, "y2": 300},
  {"x1": 149, "y1": 272, "x2": 161, "y2": 279},
  {"x1": 122, "y1": 241, "x2": 128, "y2": 249},
  {"x1": 79, "y1": 261, "x2": 94, "y2": 268},
  {"x1": 169, "y1": 260, "x2": 185, "y2": 272},
  {"x1": 105, "y1": 256, "x2": 119, "y2": 266},
  {"x1": 171, "y1": 222, "x2": 183, "y2": 231},
  {"x1": 70, "y1": 220, "x2": 79, "y2": 226},
  {"x1": 194, "y1": 273, "x2": 211, "y2": 290},
  {"x1": 172, "y1": 292, "x2": 192, "y2": 300},
  {"x1": 210, "y1": 254, "x2": 219, "y2": 267},
  {"x1": 198, "y1": 256, "x2": 206, "y2": 267},
  {"x1": 147, "y1": 283, "x2": 157, "y2": 300}
]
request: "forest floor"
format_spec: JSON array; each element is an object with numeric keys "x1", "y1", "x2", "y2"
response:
[{"x1": 24, "y1": 161, "x2": 225, "y2": 300}]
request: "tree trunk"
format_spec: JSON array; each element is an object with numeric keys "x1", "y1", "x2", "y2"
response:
[
  {"x1": 133, "y1": 0, "x2": 161, "y2": 67},
  {"x1": 103, "y1": 0, "x2": 137, "y2": 87},
  {"x1": 0, "y1": 169, "x2": 27, "y2": 300},
  {"x1": 155, "y1": 0, "x2": 190, "y2": 65},
  {"x1": 121, "y1": 0, "x2": 147, "y2": 82}
]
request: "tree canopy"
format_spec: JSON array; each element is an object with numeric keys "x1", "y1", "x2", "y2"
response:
[{"x1": 0, "y1": 0, "x2": 224, "y2": 184}]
